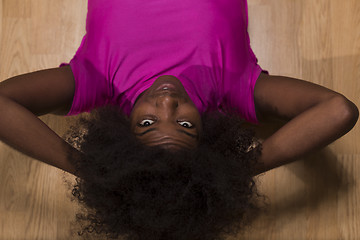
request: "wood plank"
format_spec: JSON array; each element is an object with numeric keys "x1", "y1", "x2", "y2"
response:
[{"x1": 0, "y1": 0, "x2": 359, "y2": 239}]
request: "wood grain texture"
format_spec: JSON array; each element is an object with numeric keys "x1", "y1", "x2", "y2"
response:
[
  {"x1": 245, "y1": 0, "x2": 360, "y2": 239},
  {"x1": 0, "y1": 1, "x2": 85, "y2": 239},
  {"x1": 0, "y1": 0, "x2": 359, "y2": 239}
]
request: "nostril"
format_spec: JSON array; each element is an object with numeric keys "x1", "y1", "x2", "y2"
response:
[{"x1": 156, "y1": 96, "x2": 179, "y2": 108}]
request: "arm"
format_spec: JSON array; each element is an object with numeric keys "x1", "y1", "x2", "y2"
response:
[
  {"x1": 253, "y1": 73, "x2": 359, "y2": 175},
  {"x1": 0, "y1": 66, "x2": 80, "y2": 175}
]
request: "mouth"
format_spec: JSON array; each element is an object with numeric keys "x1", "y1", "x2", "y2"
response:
[{"x1": 156, "y1": 83, "x2": 177, "y2": 92}]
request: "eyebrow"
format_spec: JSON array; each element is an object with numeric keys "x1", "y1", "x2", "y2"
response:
[
  {"x1": 135, "y1": 128, "x2": 156, "y2": 136},
  {"x1": 176, "y1": 129, "x2": 197, "y2": 139},
  {"x1": 135, "y1": 128, "x2": 197, "y2": 139}
]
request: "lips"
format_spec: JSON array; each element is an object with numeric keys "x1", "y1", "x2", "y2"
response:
[{"x1": 155, "y1": 83, "x2": 177, "y2": 92}]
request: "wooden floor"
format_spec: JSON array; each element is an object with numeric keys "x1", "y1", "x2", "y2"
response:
[{"x1": 0, "y1": 0, "x2": 359, "y2": 239}]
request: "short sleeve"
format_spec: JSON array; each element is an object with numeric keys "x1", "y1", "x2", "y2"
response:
[
  {"x1": 219, "y1": 64, "x2": 264, "y2": 124},
  {"x1": 217, "y1": 0, "x2": 266, "y2": 124},
  {"x1": 64, "y1": 54, "x2": 110, "y2": 116}
]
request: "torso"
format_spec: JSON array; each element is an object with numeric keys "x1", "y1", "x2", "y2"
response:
[{"x1": 67, "y1": 0, "x2": 263, "y2": 123}]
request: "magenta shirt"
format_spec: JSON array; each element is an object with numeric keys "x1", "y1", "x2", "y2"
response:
[{"x1": 61, "y1": 0, "x2": 264, "y2": 123}]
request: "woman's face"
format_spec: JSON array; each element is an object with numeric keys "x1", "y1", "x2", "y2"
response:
[{"x1": 130, "y1": 75, "x2": 202, "y2": 149}]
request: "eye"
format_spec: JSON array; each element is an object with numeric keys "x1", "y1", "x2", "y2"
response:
[
  {"x1": 178, "y1": 121, "x2": 193, "y2": 128},
  {"x1": 139, "y1": 119, "x2": 155, "y2": 127}
]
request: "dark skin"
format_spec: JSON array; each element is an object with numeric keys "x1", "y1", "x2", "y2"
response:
[
  {"x1": 131, "y1": 73, "x2": 359, "y2": 174},
  {"x1": 130, "y1": 75, "x2": 202, "y2": 150},
  {"x1": 0, "y1": 66, "x2": 358, "y2": 176}
]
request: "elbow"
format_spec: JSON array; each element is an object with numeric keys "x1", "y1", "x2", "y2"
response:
[{"x1": 330, "y1": 94, "x2": 359, "y2": 133}]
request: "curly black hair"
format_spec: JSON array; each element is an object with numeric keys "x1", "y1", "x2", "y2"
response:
[{"x1": 65, "y1": 106, "x2": 262, "y2": 240}]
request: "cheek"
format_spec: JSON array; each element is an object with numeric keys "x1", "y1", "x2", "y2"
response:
[
  {"x1": 130, "y1": 102, "x2": 156, "y2": 124},
  {"x1": 130, "y1": 101, "x2": 147, "y2": 116},
  {"x1": 182, "y1": 105, "x2": 201, "y2": 120},
  {"x1": 131, "y1": 101, "x2": 156, "y2": 116},
  {"x1": 130, "y1": 103, "x2": 145, "y2": 128}
]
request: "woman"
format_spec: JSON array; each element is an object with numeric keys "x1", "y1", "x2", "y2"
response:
[{"x1": 0, "y1": 0, "x2": 358, "y2": 239}]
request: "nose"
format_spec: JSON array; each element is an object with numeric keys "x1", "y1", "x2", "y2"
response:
[{"x1": 156, "y1": 95, "x2": 179, "y2": 109}]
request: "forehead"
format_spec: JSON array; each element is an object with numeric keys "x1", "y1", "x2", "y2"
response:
[{"x1": 136, "y1": 127, "x2": 199, "y2": 149}]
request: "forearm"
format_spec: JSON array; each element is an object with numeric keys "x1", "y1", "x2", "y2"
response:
[
  {"x1": 256, "y1": 96, "x2": 358, "y2": 174},
  {"x1": 0, "y1": 95, "x2": 78, "y2": 175}
]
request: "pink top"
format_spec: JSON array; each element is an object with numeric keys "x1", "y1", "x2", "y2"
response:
[{"x1": 62, "y1": 0, "x2": 264, "y2": 123}]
